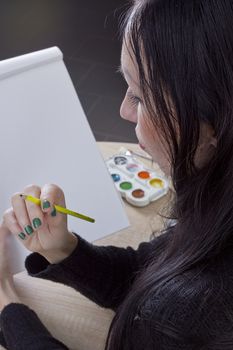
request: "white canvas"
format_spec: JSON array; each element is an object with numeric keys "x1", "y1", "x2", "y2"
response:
[{"x1": 0, "y1": 47, "x2": 129, "y2": 273}]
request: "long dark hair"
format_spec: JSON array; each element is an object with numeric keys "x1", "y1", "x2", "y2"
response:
[{"x1": 105, "y1": 0, "x2": 233, "y2": 349}]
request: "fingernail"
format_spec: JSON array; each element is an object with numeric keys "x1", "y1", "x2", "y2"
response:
[
  {"x1": 51, "y1": 208, "x2": 57, "y2": 217},
  {"x1": 18, "y1": 232, "x2": 26, "y2": 240},
  {"x1": 42, "y1": 200, "x2": 50, "y2": 209},
  {"x1": 25, "y1": 225, "x2": 33, "y2": 235},
  {"x1": 33, "y1": 218, "x2": 42, "y2": 229}
]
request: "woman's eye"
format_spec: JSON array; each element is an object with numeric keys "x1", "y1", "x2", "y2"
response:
[{"x1": 127, "y1": 91, "x2": 142, "y2": 107}]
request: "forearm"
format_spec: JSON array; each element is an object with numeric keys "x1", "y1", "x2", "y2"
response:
[
  {"x1": 25, "y1": 232, "x2": 169, "y2": 310},
  {"x1": 25, "y1": 233, "x2": 142, "y2": 309},
  {"x1": 0, "y1": 279, "x2": 21, "y2": 312}
]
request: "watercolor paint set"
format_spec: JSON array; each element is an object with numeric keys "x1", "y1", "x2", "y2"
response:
[{"x1": 106, "y1": 154, "x2": 169, "y2": 207}]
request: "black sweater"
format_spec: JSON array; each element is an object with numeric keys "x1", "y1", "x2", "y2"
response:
[{"x1": 1, "y1": 231, "x2": 233, "y2": 349}]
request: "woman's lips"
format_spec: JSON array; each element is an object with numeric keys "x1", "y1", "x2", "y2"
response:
[{"x1": 139, "y1": 143, "x2": 146, "y2": 150}]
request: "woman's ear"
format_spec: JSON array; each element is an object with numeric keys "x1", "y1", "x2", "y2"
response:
[
  {"x1": 200, "y1": 122, "x2": 217, "y2": 148},
  {"x1": 210, "y1": 138, "x2": 217, "y2": 148},
  {"x1": 195, "y1": 122, "x2": 217, "y2": 168}
]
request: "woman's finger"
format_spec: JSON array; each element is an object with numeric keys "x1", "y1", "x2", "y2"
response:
[
  {"x1": 12, "y1": 184, "x2": 44, "y2": 235},
  {"x1": 23, "y1": 184, "x2": 45, "y2": 231},
  {"x1": 2, "y1": 208, "x2": 27, "y2": 241},
  {"x1": 11, "y1": 186, "x2": 39, "y2": 237},
  {"x1": 0, "y1": 221, "x2": 12, "y2": 240}
]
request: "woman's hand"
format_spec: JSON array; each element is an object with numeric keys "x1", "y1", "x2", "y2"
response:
[
  {"x1": 2, "y1": 184, "x2": 78, "y2": 264},
  {"x1": 0, "y1": 225, "x2": 20, "y2": 311}
]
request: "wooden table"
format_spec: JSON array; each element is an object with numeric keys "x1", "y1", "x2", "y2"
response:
[
  {"x1": 95, "y1": 142, "x2": 173, "y2": 248},
  {"x1": 1, "y1": 142, "x2": 173, "y2": 350}
]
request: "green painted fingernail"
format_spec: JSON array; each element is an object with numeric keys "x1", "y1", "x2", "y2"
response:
[
  {"x1": 43, "y1": 200, "x2": 50, "y2": 209},
  {"x1": 51, "y1": 208, "x2": 57, "y2": 217},
  {"x1": 33, "y1": 218, "x2": 42, "y2": 229},
  {"x1": 18, "y1": 232, "x2": 26, "y2": 240},
  {"x1": 25, "y1": 225, "x2": 33, "y2": 235}
]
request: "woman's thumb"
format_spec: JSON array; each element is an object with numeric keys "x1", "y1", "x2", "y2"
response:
[{"x1": 40, "y1": 184, "x2": 66, "y2": 215}]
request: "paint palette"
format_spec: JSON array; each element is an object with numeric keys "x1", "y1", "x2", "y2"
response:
[{"x1": 106, "y1": 154, "x2": 169, "y2": 207}]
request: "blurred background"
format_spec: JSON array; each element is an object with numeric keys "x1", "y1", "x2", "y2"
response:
[{"x1": 0, "y1": 0, "x2": 137, "y2": 143}]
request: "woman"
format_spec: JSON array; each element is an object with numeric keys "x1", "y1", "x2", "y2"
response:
[{"x1": 0, "y1": 0, "x2": 232, "y2": 348}]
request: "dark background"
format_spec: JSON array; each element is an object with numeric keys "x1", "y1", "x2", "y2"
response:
[{"x1": 0, "y1": 0, "x2": 137, "y2": 142}]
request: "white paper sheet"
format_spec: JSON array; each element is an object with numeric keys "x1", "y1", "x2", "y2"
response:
[{"x1": 0, "y1": 47, "x2": 129, "y2": 273}]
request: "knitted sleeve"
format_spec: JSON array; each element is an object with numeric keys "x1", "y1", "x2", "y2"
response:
[
  {"x1": 25, "y1": 231, "x2": 171, "y2": 310},
  {"x1": 0, "y1": 303, "x2": 69, "y2": 350}
]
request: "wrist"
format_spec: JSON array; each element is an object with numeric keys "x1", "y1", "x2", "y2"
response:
[
  {"x1": 0, "y1": 279, "x2": 20, "y2": 311},
  {"x1": 41, "y1": 232, "x2": 78, "y2": 264}
]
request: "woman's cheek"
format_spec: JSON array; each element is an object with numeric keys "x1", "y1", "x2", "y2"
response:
[
  {"x1": 137, "y1": 112, "x2": 171, "y2": 176},
  {"x1": 120, "y1": 96, "x2": 138, "y2": 123},
  {"x1": 136, "y1": 106, "x2": 151, "y2": 146}
]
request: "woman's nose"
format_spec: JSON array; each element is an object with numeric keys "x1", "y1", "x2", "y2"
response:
[{"x1": 120, "y1": 95, "x2": 138, "y2": 124}]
